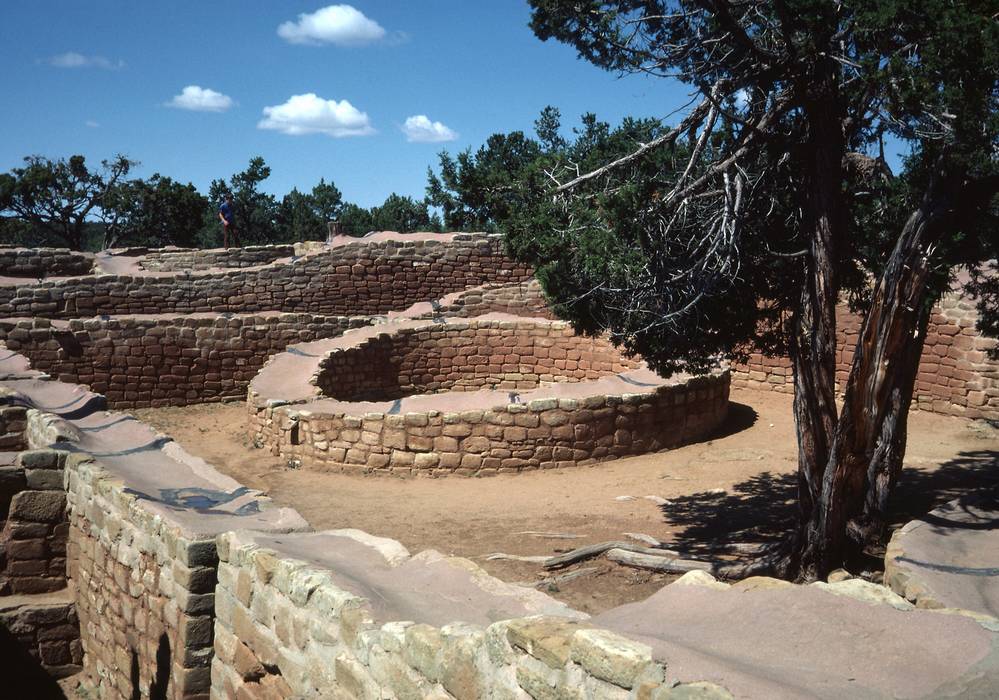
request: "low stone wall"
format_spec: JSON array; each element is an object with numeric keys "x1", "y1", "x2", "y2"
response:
[
  {"x1": 212, "y1": 530, "x2": 682, "y2": 700},
  {"x1": 0, "y1": 314, "x2": 370, "y2": 409},
  {"x1": 0, "y1": 248, "x2": 94, "y2": 278},
  {"x1": 0, "y1": 234, "x2": 533, "y2": 320},
  {"x1": 425, "y1": 279, "x2": 553, "y2": 320},
  {"x1": 0, "y1": 593, "x2": 83, "y2": 681},
  {"x1": 0, "y1": 450, "x2": 68, "y2": 595},
  {"x1": 66, "y1": 454, "x2": 225, "y2": 698},
  {"x1": 314, "y1": 319, "x2": 640, "y2": 400},
  {"x1": 252, "y1": 374, "x2": 730, "y2": 477},
  {"x1": 141, "y1": 245, "x2": 296, "y2": 272},
  {"x1": 732, "y1": 293, "x2": 999, "y2": 420},
  {"x1": 0, "y1": 403, "x2": 28, "y2": 452}
]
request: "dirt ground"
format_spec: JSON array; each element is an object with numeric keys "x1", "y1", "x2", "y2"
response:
[{"x1": 133, "y1": 389, "x2": 999, "y2": 614}]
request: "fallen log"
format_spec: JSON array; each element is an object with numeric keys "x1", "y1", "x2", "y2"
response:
[
  {"x1": 485, "y1": 553, "x2": 551, "y2": 563},
  {"x1": 520, "y1": 566, "x2": 601, "y2": 589},
  {"x1": 544, "y1": 541, "x2": 680, "y2": 569},
  {"x1": 606, "y1": 548, "x2": 714, "y2": 574}
]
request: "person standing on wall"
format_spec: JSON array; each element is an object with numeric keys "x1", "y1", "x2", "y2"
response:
[{"x1": 218, "y1": 193, "x2": 240, "y2": 249}]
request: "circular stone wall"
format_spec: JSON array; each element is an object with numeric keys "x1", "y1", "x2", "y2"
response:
[{"x1": 248, "y1": 315, "x2": 731, "y2": 476}]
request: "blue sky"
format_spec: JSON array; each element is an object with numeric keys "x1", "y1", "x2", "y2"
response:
[{"x1": 0, "y1": 2, "x2": 696, "y2": 208}]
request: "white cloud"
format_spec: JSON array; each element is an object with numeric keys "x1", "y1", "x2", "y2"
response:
[
  {"x1": 401, "y1": 115, "x2": 458, "y2": 143},
  {"x1": 277, "y1": 5, "x2": 386, "y2": 46},
  {"x1": 47, "y1": 52, "x2": 123, "y2": 70},
  {"x1": 85, "y1": 120, "x2": 100, "y2": 128},
  {"x1": 258, "y1": 93, "x2": 374, "y2": 137},
  {"x1": 166, "y1": 85, "x2": 234, "y2": 113}
]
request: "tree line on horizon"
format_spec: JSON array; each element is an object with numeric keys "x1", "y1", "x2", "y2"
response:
[{"x1": 0, "y1": 154, "x2": 443, "y2": 251}]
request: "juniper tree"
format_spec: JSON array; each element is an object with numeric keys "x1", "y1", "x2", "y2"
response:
[{"x1": 511, "y1": 0, "x2": 999, "y2": 579}]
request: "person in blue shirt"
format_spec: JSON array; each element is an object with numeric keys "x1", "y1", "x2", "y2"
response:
[{"x1": 218, "y1": 194, "x2": 240, "y2": 248}]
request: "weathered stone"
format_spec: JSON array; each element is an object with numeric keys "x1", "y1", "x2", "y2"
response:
[
  {"x1": 569, "y1": 628, "x2": 655, "y2": 689},
  {"x1": 9, "y1": 491, "x2": 65, "y2": 522}
]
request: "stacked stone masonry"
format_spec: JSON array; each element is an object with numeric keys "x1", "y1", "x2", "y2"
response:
[
  {"x1": 0, "y1": 450, "x2": 70, "y2": 595},
  {"x1": 253, "y1": 379, "x2": 729, "y2": 478},
  {"x1": 66, "y1": 454, "x2": 221, "y2": 699},
  {"x1": 248, "y1": 317, "x2": 729, "y2": 477},
  {"x1": 140, "y1": 245, "x2": 296, "y2": 272},
  {"x1": 211, "y1": 530, "x2": 703, "y2": 700},
  {"x1": 315, "y1": 320, "x2": 641, "y2": 400},
  {"x1": 0, "y1": 234, "x2": 533, "y2": 319},
  {"x1": 0, "y1": 247, "x2": 95, "y2": 278},
  {"x1": 0, "y1": 314, "x2": 371, "y2": 409},
  {"x1": 0, "y1": 594, "x2": 84, "y2": 680},
  {"x1": 732, "y1": 293, "x2": 999, "y2": 420}
]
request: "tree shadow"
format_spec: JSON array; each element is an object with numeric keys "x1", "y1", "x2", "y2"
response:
[
  {"x1": 0, "y1": 625, "x2": 65, "y2": 699},
  {"x1": 708, "y1": 401, "x2": 759, "y2": 440},
  {"x1": 659, "y1": 448, "x2": 999, "y2": 563},
  {"x1": 130, "y1": 633, "x2": 170, "y2": 700}
]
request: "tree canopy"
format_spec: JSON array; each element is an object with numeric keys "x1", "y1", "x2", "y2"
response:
[
  {"x1": 491, "y1": 0, "x2": 999, "y2": 578},
  {"x1": 0, "y1": 154, "x2": 134, "y2": 250}
]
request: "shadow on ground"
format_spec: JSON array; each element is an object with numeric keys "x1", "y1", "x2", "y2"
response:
[
  {"x1": 0, "y1": 626, "x2": 65, "y2": 699},
  {"x1": 708, "y1": 401, "x2": 759, "y2": 440},
  {"x1": 660, "y1": 447, "x2": 999, "y2": 563}
]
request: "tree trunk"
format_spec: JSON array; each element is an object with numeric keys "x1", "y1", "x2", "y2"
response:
[
  {"x1": 780, "y1": 83, "x2": 844, "y2": 577},
  {"x1": 794, "y1": 195, "x2": 945, "y2": 579}
]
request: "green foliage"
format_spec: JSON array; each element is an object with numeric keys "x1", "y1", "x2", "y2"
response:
[
  {"x1": 427, "y1": 131, "x2": 544, "y2": 231},
  {"x1": 0, "y1": 154, "x2": 134, "y2": 250},
  {"x1": 371, "y1": 193, "x2": 437, "y2": 233},
  {"x1": 338, "y1": 194, "x2": 440, "y2": 237},
  {"x1": 102, "y1": 174, "x2": 207, "y2": 249},
  {"x1": 338, "y1": 203, "x2": 374, "y2": 237},
  {"x1": 207, "y1": 157, "x2": 278, "y2": 245},
  {"x1": 515, "y1": 0, "x2": 999, "y2": 375}
]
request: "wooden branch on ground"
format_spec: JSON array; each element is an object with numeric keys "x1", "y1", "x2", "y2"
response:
[
  {"x1": 485, "y1": 553, "x2": 552, "y2": 563},
  {"x1": 606, "y1": 549, "x2": 715, "y2": 574},
  {"x1": 521, "y1": 567, "x2": 601, "y2": 589},
  {"x1": 544, "y1": 541, "x2": 681, "y2": 569}
]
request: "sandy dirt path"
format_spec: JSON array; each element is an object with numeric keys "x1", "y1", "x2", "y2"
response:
[{"x1": 134, "y1": 389, "x2": 999, "y2": 613}]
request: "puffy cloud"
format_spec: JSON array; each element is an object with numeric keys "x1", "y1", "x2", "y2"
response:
[
  {"x1": 47, "y1": 52, "x2": 123, "y2": 70},
  {"x1": 258, "y1": 93, "x2": 374, "y2": 137},
  {"x1": 277, "y1": 5, "x2": 386, "y2": 46},
  {"x1": 166, "y1": 86, "x2": 234, "y2": 112},
  {"x1": 401, "y1": 115, "x2": 458, "y2": 143}
]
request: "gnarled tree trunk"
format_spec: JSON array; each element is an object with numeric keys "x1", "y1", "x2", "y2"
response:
[{"x1": 793, "y1": 193, "x2": 946, "y2": 579}]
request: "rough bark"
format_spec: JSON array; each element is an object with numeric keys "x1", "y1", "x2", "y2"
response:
[
  {"x1": 784, "y1": 78, "x2": 845, "y2": 576},
  {"x1": 796, "y1": 188, "x2": 947, "y2": 579}
]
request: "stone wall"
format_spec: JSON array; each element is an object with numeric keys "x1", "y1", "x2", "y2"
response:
[
  {"x1": 65, "y1": 455, "x2": 220, "y2": 699},
  {"x1": 0, "y1": 234, "x2": 533, "y2": 319},
  {"x1": 0, "y1": 450, "x2": 69, "y2": 595},
  {"x1": 0, "y1": 248, "x2": 94, "y2": 278},
  {"x1": 0, "y1": 314, "x2": 370, "y2": 409},
  {"x1": 141, "y1": 245, "x2": 296, "y2": 272},
  {"x1": 212, "y1": 530, "x2": 685, "y2": 699},
  {"x1": 732, "y1": 293, "x2": 999, "y2": 420},
  {"x1": 251, "y1": 374, "x2": 730, "y2": 477},
  {"x1": 428, "y1": 280, "x2": 553, "y2": 320},
  {"x1": 314, "y1": 320, "x2": 640, "y2": 401},
  {"x1": 0, "y1": 403, "x2": 28, "y2": 452},
  {"x1": 0, "y1": 594, "x2": 83, "y2": 681}
]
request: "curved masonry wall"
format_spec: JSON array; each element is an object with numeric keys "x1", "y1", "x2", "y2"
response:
[
  {"x1": 732, "y1": 292, "x2": 999, "y2": 420},
  {"x1": 0, "y1": 234, "x2": 532, "y2": 319},
  {"x1": 0, "y1": 314, "x2": 370, "y2": 409},
  {"x1": 140, "y1": 245, "x2": 296, "y2": 272},
  {"x1": 314, "y1": 320, "x2": 640, "y2": 400},
  {"x1": 0, "y1": 247, "x2": 94, "y2": 278},
  {"x1": 0, "y1": 345, "x2": 735, "y2": 699},
  {"x1": 249, "y1": 317, "x2": 729, "y2": 477}
]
